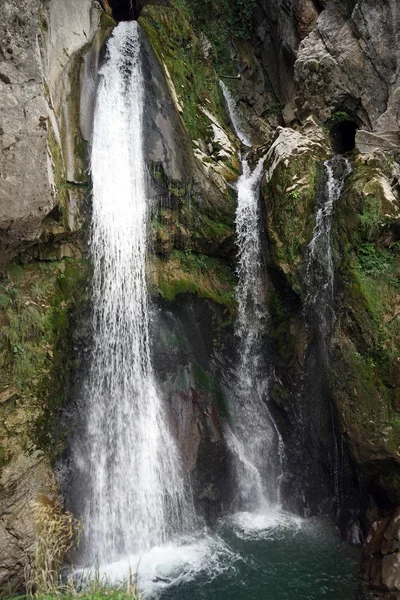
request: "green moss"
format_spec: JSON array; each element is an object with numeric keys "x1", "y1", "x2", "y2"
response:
[
  {"x1": 99, "y1": 10, "x2": 116, "y2": 30},
  {"x1": 139, "y1": 4, "x2": 231, "y2": 141},
  {"x1": 359, "y1": 195, "x2": 382, "y2": 240},
  {"x1": 264, "y1": 151, "x2": 324, "y2": 289},
  {"x1": 0, "y1": 258, "x2": 89, "y2": 463},
  {"x1": 151, "y1": 250, "x2": 237, "y2": 319},
  {"x1": 330, "y1": 157, "x2": 400, "y2": 461},
  {"x1": 150, "y1": 168, "x2": 235, "y2": 257},
  {"x1": 182, "y1": 0, "x2": 256, "y2": 65},
  {"x1": 192, "y1": 363, "x2": 228, "y2": 416}
]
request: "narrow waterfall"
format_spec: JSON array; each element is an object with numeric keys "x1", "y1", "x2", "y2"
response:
[
  {"x1": 82, "y1": 21, "x2": 192, "y2": 563},
  {"x1": 305, "y1": 155, "x2": 351, "y2": 336},
  {"x1": 303, "y1": 155, "x2": 351, "y2": 514},
  {"x1": 221, "y1": 82, "x2": 283, "y2": 512}
]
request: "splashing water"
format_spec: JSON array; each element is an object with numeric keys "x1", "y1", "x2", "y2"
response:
[
  {"x1": 305, "y1": 155, "x2": 352, "y2": 336},
  {"x1": 80, "y1": 21, "x2": 193, "y2": 564},
  {"x1": 220, "y1": 83, "x2": 283, "y2": 512}
]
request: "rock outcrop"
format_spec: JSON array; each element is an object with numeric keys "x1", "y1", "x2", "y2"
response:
[{"x1": 0, "y1": 0, "x2": 107, "y2": 264}]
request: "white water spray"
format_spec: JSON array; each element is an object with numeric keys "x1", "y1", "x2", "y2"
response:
[
  {"x1": 81, "y1": 22, "x2": 192, "y2": 564},
  {"x1": 221, "y1": 82, "x2": 283, "y2": 512}
]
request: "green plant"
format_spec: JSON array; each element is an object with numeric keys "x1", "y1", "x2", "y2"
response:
[
  {"x1": 359, "y1": 195, "x2": 382, "y2": 240},
  {"x1": 356, "y1": 243, "x2": 392, "y2": 275},
  {"x1": 330, "y1": 111, "x2": 352, "y2": 124}
]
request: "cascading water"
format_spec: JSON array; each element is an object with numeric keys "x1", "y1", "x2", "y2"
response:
[
  {"x1": 303, "y1": 155, "x2": 352, "y2": 514},
  {"x1": 68, "y1": 54, "x2": 360, "y2": 600},
  {"x1": 220, "y1": 82, "x2": 283, "y2": 512},
  {"x1": 305, "y1": 155, "x2": 351, "y2": 336},
  {"x1": 81, "y1": 21, "x2": 192, "y2": 564}
]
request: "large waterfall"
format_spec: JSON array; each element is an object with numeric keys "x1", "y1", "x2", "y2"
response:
[
  {"x1": 221, "y1": 82, "x2": 283, "y2": 512},
  {"x1": 81, "y1": 21, "x2": 191, "y2": 563}
]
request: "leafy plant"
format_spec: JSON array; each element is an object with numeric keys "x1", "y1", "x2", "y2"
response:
[{"x1": 330, "y1": 111, "x2": 352, "y2": 124}]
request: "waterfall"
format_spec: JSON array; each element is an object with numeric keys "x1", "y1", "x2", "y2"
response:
[
  {"x1": 303, "y1": 155, "x2": 351, "y2": 515},
  {"x1": 81, "y1": 21, "x2": 192, "y2": 564},
  {"x1": 220, "y1": 82, "x2": 283, "y2": 512},
  {"x1": 219, "y1": 81, "x2": 252, "y2": 147},
  {"x1": 305, "y1": 155, "x2": 351, "y2": 336}
]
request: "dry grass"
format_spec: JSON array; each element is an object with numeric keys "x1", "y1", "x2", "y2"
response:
[
  {"x1": 25, "y1": 497, "x2": 143, "y2": 600},
  {"x1": 26, "y1": 497, "x2": 82, "y2": 597}
]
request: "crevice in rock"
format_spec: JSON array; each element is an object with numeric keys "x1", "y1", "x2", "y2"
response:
[
  {"x1": 0, "y1": 72, "x2": 11, "y2": 84},
  {"x1": 107, "y1": 0, "x2": 138, "y2": 21},
  {"x1": 330, "y1": 120, "x2": 357, "y2": 153}
]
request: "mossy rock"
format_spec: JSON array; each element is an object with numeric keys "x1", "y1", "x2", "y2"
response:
[
  {"x1": 149, "y1": 250, "x2": 237, "y2": 321},
  {"x1": 263, "y1": 144, "x2": 327, "y2": 293},
  {"x1": 0, "y1": 258, "x2": 89, "y2": 467},
  {"x1": 330, "y1": 155, "x2": 400, "y2": 482},
  {"x1": 139, "y1": 4, "x2": 230, "y2": 143}
]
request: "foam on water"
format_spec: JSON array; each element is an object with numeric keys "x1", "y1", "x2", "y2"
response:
[
  {"x1": 226, "y1": 510, "x2": 304, "y2": 541},
  {"x1": 77, "y1": 531, "x2": 243, "y2": 597}
]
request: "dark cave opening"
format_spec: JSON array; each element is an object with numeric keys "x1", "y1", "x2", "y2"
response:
[
  {"x1": 330, "y1": 120, "x2": 358, "y2": 154},
  {"x1": 108, "y1": 0, "x2": 138, "y2": 21}
]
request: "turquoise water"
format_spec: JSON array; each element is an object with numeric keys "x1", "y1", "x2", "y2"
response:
[{"x1": 96, "y1": 511, "x2": 361, "y2": 599}]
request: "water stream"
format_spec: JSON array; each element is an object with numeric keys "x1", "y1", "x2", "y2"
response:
[
  {"x1": 221, "y1": 81, "x2": 283, "y2": 512},
  {"x1": 74, "y1": 28, "x2": 360, "y2": 598},
  {"x1": 305, "y1": 155, "x2": 352, "y2": 336}
]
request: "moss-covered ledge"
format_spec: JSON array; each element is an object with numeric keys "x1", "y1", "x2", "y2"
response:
[{"x1": 149, "y1": 250, "x2": 237, "y2": 322}]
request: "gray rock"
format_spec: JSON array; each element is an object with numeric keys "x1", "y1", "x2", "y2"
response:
[
  {"x1": 0, "y1": 452, "x2": 56, "y2": 593},
  {"x1": 356, "y1": 130, "x2": 400, "y2": 155},
  {"x1": 0, "y1": 0, "x2": 101, "y2": 265},
  {"x1": 294, "y1": 0, "x2": 400, "y2": 130}
]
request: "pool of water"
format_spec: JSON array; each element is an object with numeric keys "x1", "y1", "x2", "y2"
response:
[{"x1": 87, "y1": 510, "x2": 361, "y2": 600}]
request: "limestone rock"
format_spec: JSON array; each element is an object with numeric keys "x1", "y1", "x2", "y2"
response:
[
  {"x1": 0, "y1": 0, "x2": 102, "y2": 264},
  {"x1": 356, "y1": 131, "x2": 400, "y2": 156},
  {"x1": 294, "y1": 0, "x2": 400, "y2": 129}
]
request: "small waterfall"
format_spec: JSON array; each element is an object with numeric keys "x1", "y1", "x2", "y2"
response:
[
  {"x1": 305, "y1": 155, "x2": 351, "y2": 336},
  {"x1": 303, "y1": 154, "x2": 351, "y2": 516},
  {"x1": 81, "y1": 22, "x2": 192, "y2": 564},
  {"x1": 219, "y1": 81, "x2": 252, "y2": 147},
  {"x1": 221, "y1": 82, "x2": 283, "y2": 512}
]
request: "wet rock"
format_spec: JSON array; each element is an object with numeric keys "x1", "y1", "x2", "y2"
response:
[{"x1": 382, "y1": 554, "x2": 400, "y2": 592}]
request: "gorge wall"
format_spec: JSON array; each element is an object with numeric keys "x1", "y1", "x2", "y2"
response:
[{"x1": 0, "y1": 0, "x2": 399, "y2": 597}]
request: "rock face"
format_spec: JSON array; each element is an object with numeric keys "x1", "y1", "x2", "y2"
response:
[
  {"x1": 0, "y1": 0, "x2": 53, "y2": 263},
  {"x1": 363, "y1": 508, "x2": 400, "y2": 595},
  {"x1": 0, "y1": 0, "x2": 105, "y2": 264},
  {"x1": 151, "y1": 296, "x2": 234, "y2": 520},
  {"x1": 0, "y1": 454, "x2": 56, "y2": 592},
  {"x1": 1, "y1": 0, "x2": 400, "y2": 595},
  {"x1": 294, "y1": 0, "x2": 400, "y2": 130}
]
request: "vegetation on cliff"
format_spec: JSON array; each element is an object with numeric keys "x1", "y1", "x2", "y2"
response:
[{"x1": 0, "y1": 258, "x2": 88, "y2": 468}]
